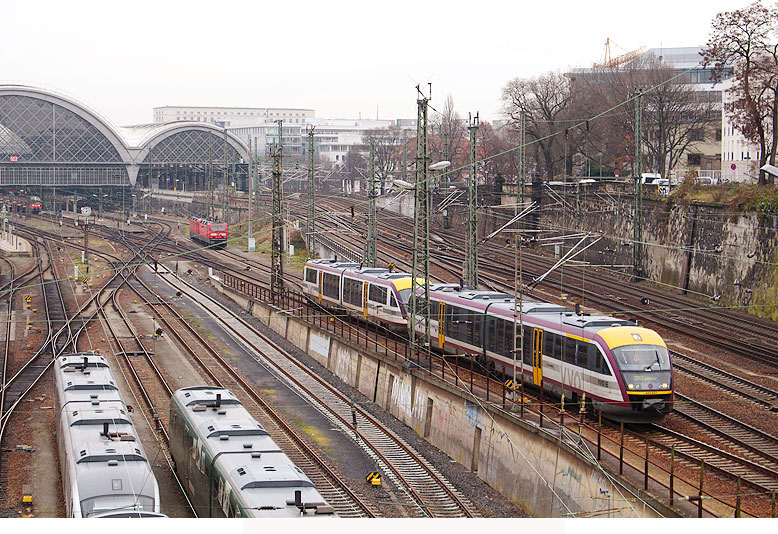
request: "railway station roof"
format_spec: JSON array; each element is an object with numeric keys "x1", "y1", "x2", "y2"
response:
[{"x1": 0, "y1": 84, "x2": 249, "y2": 186}]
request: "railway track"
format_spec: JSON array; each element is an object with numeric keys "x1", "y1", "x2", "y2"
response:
[
  {"x1": 150, "y1": 264, "x2": 478, "y2": 518},
  {"x1": 670, "y1": 351, "x2": 778, "y2": 410}
]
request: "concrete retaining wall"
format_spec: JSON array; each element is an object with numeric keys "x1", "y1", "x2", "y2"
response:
[{"x1": 212, "y1": 281, "x2": 671, "y2": 517}]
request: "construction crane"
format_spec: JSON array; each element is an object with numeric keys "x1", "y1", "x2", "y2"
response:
[{"x1": 593, "y1": 37, "x2": 646, "y2": 69}]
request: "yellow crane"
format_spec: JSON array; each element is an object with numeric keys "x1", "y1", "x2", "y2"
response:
[{"x1": 593, "y1": 37, "x2": 646, "y2": 69}]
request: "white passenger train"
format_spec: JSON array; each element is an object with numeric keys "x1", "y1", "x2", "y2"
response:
[
  {"x1": 302, "y1": 259, "x2": 422, "y2": 331},
  {"x1": 53, "y1": 353, "x2": 164, "y2": 517},
  {"x1": 169, "y1": 386, "x2": 335, "y2": 518},
  {"x1": 421, "y1": 284, "x2": 673, "y2": 421},
  {"x1": 302, "y1": 259, "x2": 673, "y2": 422}
]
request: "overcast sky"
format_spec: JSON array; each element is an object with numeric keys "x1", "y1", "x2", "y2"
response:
[{"x1": 1, "y1": 0, "x2": 748, "y2": 126}]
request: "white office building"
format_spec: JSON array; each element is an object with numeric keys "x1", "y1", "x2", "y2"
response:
[
  {"x1": 153, "y1": 106, "x2": 314, "y2": 126},
  {"x1": 721, "y1": 76, "x2": 762, "y2": 183}
]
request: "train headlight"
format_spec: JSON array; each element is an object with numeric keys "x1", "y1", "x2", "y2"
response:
[
  {"x1": 662, "y1": 383, "x2": 669, "y2": 389},
  {"x1": 628, "y1": 383, "x2": 635, "y2": 389}
]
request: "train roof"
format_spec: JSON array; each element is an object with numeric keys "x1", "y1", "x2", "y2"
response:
[
  {"x1": 66, "y1": 402, "x2": 132, "y2": 427},
  {"x1": 430, "y1": 287, "x2": 636, "y2": 335},
  {"x1": 59, "y1": 352, "x2": 109, "y2": 369},
  {"x1": 60, "y1": 368, "x2": 118, "y2": 391},
  {"x1": 306, "y1": 259, "x2": 360, "y2": 269},
  {"x1": 172, "y1": 387, "x2": 334, "y2": 517},
  {"x1": 55, "y1": 354, "x2": 160, "y2": 517}
]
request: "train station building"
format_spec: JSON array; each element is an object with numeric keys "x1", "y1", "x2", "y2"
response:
[{"x1": 0, "y1": 85, "x2": 249, "y2": 189}]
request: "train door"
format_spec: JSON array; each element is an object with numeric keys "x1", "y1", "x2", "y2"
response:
[
  {"x1": 532, "y1": 328, "x2": 544, "y2": 386},
  {"x1": 363, "y1": 282, "x2": 369, "y2": 318},
  {"x1": 438, "y1": 302, "x2": 446, "y2": 349},
  {"x1": 318, "y1": 270, "x2": 323, "y2": 304}
]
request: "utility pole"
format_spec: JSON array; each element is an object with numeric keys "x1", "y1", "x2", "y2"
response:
[
  {"x1": 402, "y1": 128, "x2": 408, "y2": 183},
  {"x1": 633, "y1": 93, "x2": 644, "y2": 281},
  {"x1": 366, "y1": 139, "x2": 377, "y2": 267},
  {"x1": 306, "y1": 126, "x2": 316, "y2": 259},
  {"x1": 82, "y1": 216, "x2": 89, "y2": 274},
  {"x1": 519, "y1": 111, "x2": 526, "y2": 203},
  {"x1": 270, "y1": 120, "x2": 284, "y2": 301},
  {"x1": 208, "y1": 140, "x2": 214, "y2": 220},
  {"x1": 409, "y1": 87, "x2": 431, "y2": 351},
  {"x1": 247, "y1": 135, "x2": 253, "y2": 250},
  {"x1": 465, "y1": 112, "x2": 479, "y2": 288},
  {"x1": 222, "y1": 129, "x2": 229, "y2": 224},
  {"x1": 443, "y1": 131, "x2": 449, "y2": 187}
]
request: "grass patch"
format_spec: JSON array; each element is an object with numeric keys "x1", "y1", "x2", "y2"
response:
[
  {"x1": 669, "y1": 182, "x2": 778, "y2": 218},
  {"x1": 181, "y1": 310, "x2": 216, "y2": 340},
  {"x1": 289, "y1": 414, "x2": 331, "y2": 451}
]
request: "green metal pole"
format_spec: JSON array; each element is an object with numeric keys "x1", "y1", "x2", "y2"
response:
[
  {"x1": 366, "y1": 139, "x2": 377, "y2": 267},
  {"x1": 633, "y1": 93, "x2": 644, "y2": 281},
  {"x1": 466, "y1": 113, "x2": 479, "y2": 288}
]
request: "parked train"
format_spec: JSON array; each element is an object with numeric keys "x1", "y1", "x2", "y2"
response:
[
  {"x1": 301, "y1": 259, "x2": 422, "y2": 331},
  {"x1": 302, "y1": 259, "x2": 673, "y2": 422},
  {"x1": 29, "y1": 195, "x2": 42, "y2": 214},
  {"x1": 169, "y1": 386, "x2": 335, "y2": 518},
  {"x1": 53, "y1": 353, "x2": 165, "y2": 518},
  {"x1": 190, "y1": 217, "x2": 228, "y2": 249}
]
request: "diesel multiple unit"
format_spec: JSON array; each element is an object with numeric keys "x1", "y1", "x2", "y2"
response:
[
  {"x1": 302, "y1": 259, "x2": 422, "y2": 331},
  {"x1": 53, "y1": 353, "x2": 164, "y2": 518},
  {"x1": 169, "y1": 386, "x2": 335, "y2": 518},
  {"x1": 303, "y1": 260, "x2": 673, "y2": 422}
]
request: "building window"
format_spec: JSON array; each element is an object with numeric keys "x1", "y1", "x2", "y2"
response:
[
  {"x1": 715, "y1": 129, "x2": 722, "y2": 141},
  {"x1": 688, "y1": 154, "x2": 702, "y2": 166},
  {"x1": 690, "y1": 129, "x2": 704, "y2": 142}
]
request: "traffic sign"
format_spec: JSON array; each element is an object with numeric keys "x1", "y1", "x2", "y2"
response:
[
  {"x1": 731, "y1": 163, "x2": 737, "y2": 170},
  {"x1": 366, "y1": 472, "x2": 381, "y2": 486},
  {"x1": 24, "y1": 295, "x2": 31, "y2": 303}
]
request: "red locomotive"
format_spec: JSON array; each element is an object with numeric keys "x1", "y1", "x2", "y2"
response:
[
  {"x1": 189, "y1": 217, "x2": 228, "y2": 249},
  {"x1": 30, "y1": 196, "x2": 42, "y2": 214}
]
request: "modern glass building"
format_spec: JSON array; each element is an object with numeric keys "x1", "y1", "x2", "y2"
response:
[{"x1": 0, "y1": 85, "x2": 249, "y2": 189}]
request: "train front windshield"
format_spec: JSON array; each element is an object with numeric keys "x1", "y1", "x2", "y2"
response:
[
  {"x1": 612, "y1": 344, "x2": 671, "y2": 391},
  {"x1": 210, "y1": 224, "x2": 227, "y2": 232},
  {"x1": 398, "y1": 288, "x2": 412, "y2": 306}
]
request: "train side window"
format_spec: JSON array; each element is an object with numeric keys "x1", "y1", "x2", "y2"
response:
[
  {"x1": 368, "y1": 284, "x2": 387, "y2": 305},
  {"x1": 504, "y1": 321, "x2": 515, "y2": 357},
  {"x1": 447, "y1": 306, "x2": 457, "y2": 337},
  {"x1": 484, "y1": 316, "x2": 494, "y2": 353},
  {"x1": 429, "y1": 301, "x2": 438, "y2": 318},
  {"x1": 587, "y1": 344, "x2": 598, "y2": 371},
  {"x1": 305, "y1": 267, "x2": 317, "y2": 284},
  {"x1": 343, "y1": 278, "x2": 361, "y2": 306},
  {"x1": 473, "y1": 314, "x2": 482, "y2": 346},
  {"x1": 551, "y1": 333, "x2": 562, "y2": 360},
  {"x1": 563, "y1": 337, "x2": 577, "y2": 364},
  {"x1": 389, "y1": 293, "x2": 398, "y2": 308},
  {"x1": 576, "y1": 341, "x2": 589, "y2": 367},
  {"x1": 462, "y1": 311, "x2": 474, "y2": 343},
  {"x1": 522, "y1": 326, "x2": 533, "y2": 364},
  {"x1": 323, "y1": 272, "x2": 340, "y2": 298},
  {"x1": 495, "y1": 319, "x2": 506, "y2": 355}
]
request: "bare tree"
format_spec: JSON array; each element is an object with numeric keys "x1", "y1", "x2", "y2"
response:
[
  {"x1": 502, "y1": 72, "x2": 579, "y2": 180},
  {"x1": 575, "y1": 57, "x2": 715, "y2": 178},
  {"x1": 478, "y1": 122, "x2": 517, "y2": 187},
  {"x1": 702, "y1": 1, "x2": 778, "y2": 184},
  {"x1": 430, "y1": 94, "x2": 468, "y2": 182},
  {"x1": 361, "y1": 126, "x2": 404, "y2": 193}
]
